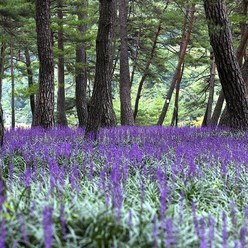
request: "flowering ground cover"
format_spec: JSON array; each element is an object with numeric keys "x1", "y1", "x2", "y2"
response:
[{"x1": 0, "y1": 126, "x2": 248, "y2": 247}]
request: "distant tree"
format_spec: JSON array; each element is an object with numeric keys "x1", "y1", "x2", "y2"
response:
[
  {"x1": 157, "y1": 4, "x2": 195, "y2": 126},
  {"x1": 10, "y1": 42, "x2": 15, "y2": 129},
  {"x1": 24, "y1": 49, "x2": 35, "y2": 123},
  {"x1": 0, "y1": 103, "x2": 3, "y2": 146},
  {"x1": 75, "y1": 1, "x2": 88, "y2": 127},
  {"x1": 33, "y1": 0, "x2": 55, "y2": 128},
  {"x1": 56, "y1": 0, "x2": 68, "y2": 126},
  {"x1": 0, "y1": 43, "x2": 5, "y2": 103},
  {"x1": 204, "y1": 0, "x2": 248, "y2": 130},
  {"x1": 85, "y1": 0, "x2": 116, "y2": 138},
  {"x1": 119, "y1": 0, "x2": 134, "y2": 125}
]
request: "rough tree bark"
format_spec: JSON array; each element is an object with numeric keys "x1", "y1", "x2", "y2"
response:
[
  {"x1": 100, "y1": 0, "x2": 116, "y2": 127},
  {"x1": 56, "y1": 0, "x2": 68, "y2": 126},
  {"x1": 203, "y1": 0, "x2": 248, "y2": 130},
  {"x1": 33, "y1": 0, "x2": 55, "y2": 128},
  {"x1": 157, "y1": 4, "x2": 195, "y2": 125},
  {"x1": 24, "y1": 49, "x2": 35, "y2": 123},
  {"x1": 119, "y1": 0, "x2": 134, "y2": 125},
  {"x1": 75, "y1": 1, "x2": 88, "y2": 127},
  {"x1": 210, "y1": 0, "x2": 248, "y2": 126},
  {"x1": 85, "y1": 0, "x2": 116, "y2": 138}
]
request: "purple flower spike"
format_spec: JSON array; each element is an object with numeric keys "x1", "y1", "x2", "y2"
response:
[
  {"x1": 222, "y1": 211, "x2": 228, "y2": 248},
  {"x1": 240, "y1": 226, "x2": 246, "y2": 248},
  {"x1": 42, "y1": 206, "x2": 53, "y2": 248}
]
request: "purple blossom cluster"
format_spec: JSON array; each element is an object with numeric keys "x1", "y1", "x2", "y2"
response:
[{"x1": 0, "y1": 126, "x2": 248, "y2": 246}]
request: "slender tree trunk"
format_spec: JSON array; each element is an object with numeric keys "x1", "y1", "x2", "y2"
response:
[
  {"x1": 119, "y1": 0, "x2": 134, "y2": 125},
  {"x1": 202, "y1": 53, "x2": 216, "y2": 127},
  {"x1": 75, "y1": 1, "x2": 88, "y2": 127},
  {"x1": 157, "y1": 4, "x2": 195, "y2": 125},
  {"x1": 171, "y1": 63, "x2": 184, "y2": 127},
  {"x1": 33, "y1": 0, "x2": 55, "y2": 128},
  {"x1": 56, "y1": 0, "x2": 68, "y2": 126},
  {"x1": 130, "y1": 30, "x2": 140, "y2": 87},
  {"x1": 10, "y1": 43, "x2": 15, "y2": 129},
  {"x1": 0, "y1": 103, "x2": 3, "y2": 147},
  {"x1": 209, "y1": 90, "x2": 225, "y2": 126},
  {"x1": 204, "y1": 0, "x2": 248, "y2": 131},
  {"x1": 85, "y1": 0, "x2": 116, "y2": 138},
  {"x1": 133, "y1": 22, "x2": 162, "y2": 120},
  {"x1": 0, "y1": 43, "x2": 5, "y2": 104},
  {"x1": 24, "y1": 49, "x2": 35, "y2": 122}
]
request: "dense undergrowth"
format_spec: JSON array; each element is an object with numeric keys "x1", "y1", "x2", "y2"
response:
[{"x1": 0, "y1": 126, "x2": 248, "y2": 247}]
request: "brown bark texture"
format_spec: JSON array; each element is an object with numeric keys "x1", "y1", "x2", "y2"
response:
[
  {"x1": 157, "y1": 4, "x2": 195, "y2": 125},
  {"x1": 119, "y1": 0, "x2": 134, "y2": 126},
  {"x1": 75, "y1": 2, "x2": 88, "y2": 127},
  {"x1": 204, "y1": 0, "x2": 248, "y2": 131},
  {"x1": 57, "y1": 0, "x2": 68, "y2": 126},
  {"x1": 85, "y1": 0, "x2": 116, "y2": 138},
  {"x1": 33, "y1": 0, "x2": 55, "y2": 128}
]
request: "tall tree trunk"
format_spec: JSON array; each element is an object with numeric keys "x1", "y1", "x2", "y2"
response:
[
  {"x1": 202, "y1": 53, "x2": 216, "y2": 127},
  {"x1": 56, "y1": 0, "x2": 68, "y2": 126},
  {"x1": 100, "y1": 0, "x2": 116, "y2": 127},
  {"x1": 10, "y1": 43, "x2": 15, "y2": 129},
  {"x1": 85, "y1": 0, "x2": 116, "y2": 138},
  {"x1": 171, "y1": 63, "x2": 184, "y2": 127},
  {"x1": 133, "y1": 22, "x2": 162, "y2": 120},
  {"x1": 157, "y1": 4, "x2": 195, "y2": 125},
  {"x1": 33, "y1": 0, "x2": 55, "y2": 128},
  {"x1": 203, "y1": 0, "x2": 248, "y2": 131},
  {"x1": 75, "y1": 1, "x2": 88, "y2": 127},
  {"x1": 24, "y1": 49, "x2": 35, "y2": 123},
  {"x1": 0, "y1": 103, "x2": 3, "y2": 147},
  {"x1": 119, "y1": 0, "x2": 134, "y2": 125},
  {"x1": 211, "y1": 0, "x2": 248, "y2": 126},
  {"x1": 0, "y1": 43, "x2": 5, "y2": 104}
]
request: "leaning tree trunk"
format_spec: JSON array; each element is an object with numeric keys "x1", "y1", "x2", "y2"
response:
[
  {"x1": 56, "y1": 0, "x2": 68, "y2": 126},
  {"x1": 157, "y1": 4, "x2": 195, "y2": 125},
  {"x1": 119, "y1": 0, "x2": 134, "y2": 126},
  {"x1": 0, "y1": 103, "x2": 3, "y2": 147},
  {"x1": 133, "y1": 22, "x2": 162, "y2": 121},
  {"x1": 85, "y1": 0, "x2": 116, "y2": 138},
  {"x1": 211, "y1": 0, "x2": 248, "y2": 127},
  {"x1": 171, "y1": 63, "x2": 184, "y2": 127},
  {"x1": 24, "y1": 49, "x2": 35, "y2": 123},
  {"x1": 33, "y1": 0, "x2": 55, "y2": 128},
  {"x1": 75, "y1": 1, "x2": 88, "y2": 127},
  {"x1": 203, "y1": 0, "x2": 248, "y2": 131}
]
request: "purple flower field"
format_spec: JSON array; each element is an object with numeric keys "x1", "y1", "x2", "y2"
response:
[{"x1": 0, "y1": 126, "x2": 248, "y2": 247}]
